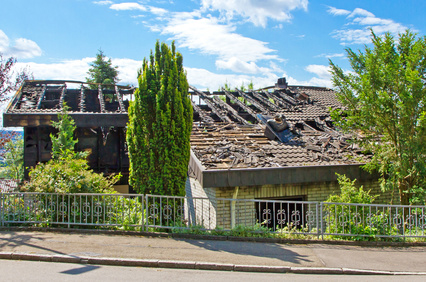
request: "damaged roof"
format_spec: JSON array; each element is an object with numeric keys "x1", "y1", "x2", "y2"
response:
[
  {"x1": 3, "y1": 80, "x2": 134, "y2": 127},
  {"x1": 189, "y1": 81, "x2": 369, "y2": 172},
  {"x1": 4, "y1": 78, "x2": 373, "y2": 188}
]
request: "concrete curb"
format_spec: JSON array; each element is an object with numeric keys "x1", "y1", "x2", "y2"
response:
[{"x1": 1, "y1": 252, "x2": 426, "y2": 275}]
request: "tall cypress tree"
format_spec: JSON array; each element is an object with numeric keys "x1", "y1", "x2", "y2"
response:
[{"x1": 127, "y1": 41, "x2": 192, "y2": 195}]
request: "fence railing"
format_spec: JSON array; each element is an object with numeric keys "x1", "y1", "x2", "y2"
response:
[{"x1": 1, "y1": 192, "x2": 426, "y2": 239}]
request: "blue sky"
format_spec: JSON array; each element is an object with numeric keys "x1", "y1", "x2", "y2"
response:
[{"x1": 1, "y1": 0, "x2": 425, "y2": 91}]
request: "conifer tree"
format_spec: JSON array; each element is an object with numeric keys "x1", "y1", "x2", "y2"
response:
[
  {"x1": 86, "y1": 49, "x2": 119, "y2": 89},
  {"x1": 127, "y1": 41, "x2": 193, "y2": 195}
]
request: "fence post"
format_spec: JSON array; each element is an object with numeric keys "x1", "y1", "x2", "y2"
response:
[
  {"x1": 145, "y1": 194, "x2": 149, "y2": 232},
  {"x1": 320, "y1": 202, "x2": 323, "y2": 240},
  {"x1": 316, "y1": 202, "x2": 319, "y2": 239},
  {"x1": 141, "y1": 194, "x2": 145, "y2": 233},
  {"x1": 0, "y1": 193, "x2": 3, "y2": 227}
]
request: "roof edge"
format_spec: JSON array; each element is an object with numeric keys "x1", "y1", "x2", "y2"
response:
[{"x1": 200, "y1": 163, "x2": 377, "y2": 188}]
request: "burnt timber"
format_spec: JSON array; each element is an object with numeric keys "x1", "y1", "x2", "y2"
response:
[{"x1": 3, "y1": 80, "x2": 134, "y2": 182}]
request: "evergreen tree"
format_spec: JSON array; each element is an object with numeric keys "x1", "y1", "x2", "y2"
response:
[
  {"x1": 86, "y1": 49, "x2": 119, "y2": 88},
  {"x1": 127, "y1": 41, "x2": 193, "y2": 195},
  {"x1": 50, "y1": 104, "x2": 87, "y2": 160}
]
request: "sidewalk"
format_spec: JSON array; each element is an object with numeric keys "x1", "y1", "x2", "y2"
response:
[{"x1": 0, "y1": 230, "x2": 426, "y2": 275}]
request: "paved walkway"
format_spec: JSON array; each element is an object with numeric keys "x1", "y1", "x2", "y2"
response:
[{"x1": 0, "y1": 230, "x2": 425, "y2": 275}]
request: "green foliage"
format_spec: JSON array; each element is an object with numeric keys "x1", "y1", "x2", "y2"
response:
[
  {"x1": 324, "y1": 174, "x2": 399, "y2": 240},
  {"x1": 0, "y1": 131, "x2": 24, "y2": 182},
  {"x1": 219, "y1": 80, "x2": 232, "y2": 91},
  {"x1": 23, "y1": 106, "x2": 120, "y2": 193},
  {"x1": 1, "y1": 137, "x2": 24, "y2": 181},
  {"x1": 327, "y1": 174, "x2": 377, "y2": 204},
  {"x1": 248, "y1": 80, "x2": 254, "y2": 90},
  {"x1": 86, "y1": 49, "x2": 119, "y2": 89},
  {"x1": 329, "y1": 30, "x2": 426, "y2": 205},
  {"x1": 127, "y1": 41, "x2": 193, "y2": 195},
  {"x1": 22, "y1": 159, "x2": 119, "y2": 193},
  {"x1": 50, "y1": 105, "x2": 88, "y2": 161}
]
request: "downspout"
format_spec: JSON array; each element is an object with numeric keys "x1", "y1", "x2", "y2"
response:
[{"x1": 230, "y1": 186, "x2": 239, "y2": 229}]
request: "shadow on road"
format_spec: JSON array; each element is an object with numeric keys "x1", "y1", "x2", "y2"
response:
[
  {"x1": 180, "y1": 238, "x2": 313, "y2": 264},
  {"x1": 0, "y1": 231, "x2": 71, "y2": 256}
]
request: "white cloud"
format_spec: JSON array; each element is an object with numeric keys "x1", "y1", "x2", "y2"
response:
[
  {"x1": 110, "y1": 2, "x2": 146, "y2": 11},
  {"x1": 305, "y1": 64, "x2": 331, "y2": 79},
  {"x1": 327, "y1": 6, "x2": 350, "y2": 16},
  {"x1": 15, "y1": 57, "x2": 142, "y2": 86},
  {"x1": 201, "y1": 0, "x2": 308, "y2": 28},
  {"x1": 328, "y1": 7, "x2": 409, "y2": 45},
  {"x1": 149, "y1": 6, "x2": 168, "y2": 16},
  {"x1": 93, "y1": 0, "x2": 113, "y2": 5},
  {"x1": 103, "y1": 3, "x2": 285, "y2": 74},
  {"x1": 315, "y1": 53, "x2": 344, "y2": 59},
  {"x1": 162, "y1": 16, "x2": 279, "y2": 65},
  {"x1": 0, "y1": 30, "x2": 42, "y2": 59},
  {"x1": 185, "y1": 67, "x2": 279, "y2": 90}
]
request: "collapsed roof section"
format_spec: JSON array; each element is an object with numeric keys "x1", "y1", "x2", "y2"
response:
[
  {"x1": 3, "y1": 80, "x2": 134, "y2": 127},
  {"x1": 189, "y1": 80, "x2": 369, "y2": 172}
]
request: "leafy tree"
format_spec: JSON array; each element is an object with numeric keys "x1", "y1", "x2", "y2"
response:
[
  {"x1": 0, "y1": 53, "x2": 32, "y2": 101},
  {"x1": 127, "y1": 41, "x2": 193, "y2": 195},
  {"x1": 86, "y1": 49, "x2": 119, "y2": 89},
  {"x1": 0, "y1": 131, "x2": 23, "y2": 181},
  {"x1": 329, "y1": 30, "x2": 426, "y2": 205},
  {"x1": 23, "y1": 106, "x2": 120, "y2": 193}
]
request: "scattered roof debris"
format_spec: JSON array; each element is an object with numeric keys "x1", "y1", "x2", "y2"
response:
[{"x1": 189, "y1": 79, "x2": 368, "y2": 170}]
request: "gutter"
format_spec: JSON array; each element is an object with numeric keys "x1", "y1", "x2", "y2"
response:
[{"x1": 189, "y1": 150, "x2": 377, "y2": 188}]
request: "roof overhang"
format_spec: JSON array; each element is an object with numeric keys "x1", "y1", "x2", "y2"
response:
[
  {"x1": 189, "y1": 149, "x2": 377, "y2": 188},
  {"x1": 3, "y1": 112, "x2": 129, "y2": 127}
]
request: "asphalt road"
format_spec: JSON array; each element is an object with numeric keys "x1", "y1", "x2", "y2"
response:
[
  {"x1": 1, "y1": 230, "x2": 426, "y2": 274},
  {"x1": 1, "y1": 260, "x2": 425, "y2": 282}
]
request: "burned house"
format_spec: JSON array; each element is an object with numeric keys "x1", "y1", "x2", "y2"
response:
[
  {"x1": 186, "y1": 78, "x2": 396, "y2": 229},
  {"x1": 3, "y1": 80, "x2": 133, "y2": 191},
  {"x1": 4, "y1": 79, "x2": 393, "y2": 219}
]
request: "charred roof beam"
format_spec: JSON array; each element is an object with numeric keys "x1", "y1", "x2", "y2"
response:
[
  {"x1": 115, "y1": 85, "x2": 125, "y2": 112},
  {"x1": 262, "y1": 90, "x2": 294, "y2": 110},
  {"x1": 250, "y1": 90, "x2": 281, "y2": 111},
  {"x1": 98, "y1": 85, "x2": 106, "y2": 113},
  {"x1": 276, "y1": 90, "x2": 299, "y2": 106},
  {"x1": 191, "y1": 100, "x2": 215, "y2": 123},
  {"x1": 189, "y1": 85, "x2": 232, "y2": 123},
  {"x1": 79, "y1": 84, "x2": 86, "y2": 112},
  {"x1": 36, "y1": 85, "x2": 47, "y2": 109},
  {"x1": 224, "y1": 89, "x2": 261, "y2": 123},
  {"x1": 235, "y1": 89, "x2": 268, "y2": 113},
  {"x1": 212, "y1": 95, "x2": 250, "y2": 125},
  {"x1": 59, "y1": 84, "x2": 66, "y2": 109}
]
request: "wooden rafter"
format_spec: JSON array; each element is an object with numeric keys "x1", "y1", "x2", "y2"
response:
[
  {"x1": 115, "y1": 85, "x2": 125, "y2": 112},
  {"x1": 189, "y1": 86, "x2": 232, "y2": 123},
  {"x1": 250, "y1": 90, "x2": 280, "y2": 111},
  {"x1": 36, "y1": 85, "x2": 47, "y2": 109},
  {"x1": 98, "y1": 85, "x2": 106, "y2": 113},
  {"x1": 191, "y1": 100, "x2": 214, "y2": 123},
  {"x1": 59, "y1": 84, "x2": 66, "y2": 109},
  {"x1": 235, "y1": 89, "x2": 268, "y2": 113},
  {"x1": 79, "y1": 84, "x2": 86, "y2": 112},
  {"x1": 224, "y1": 89, "x2": 261, "y2": 123}
]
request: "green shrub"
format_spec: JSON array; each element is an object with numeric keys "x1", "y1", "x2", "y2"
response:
[{"x1": 22, "y1": 159, "x2": 119, "y2": 193}]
